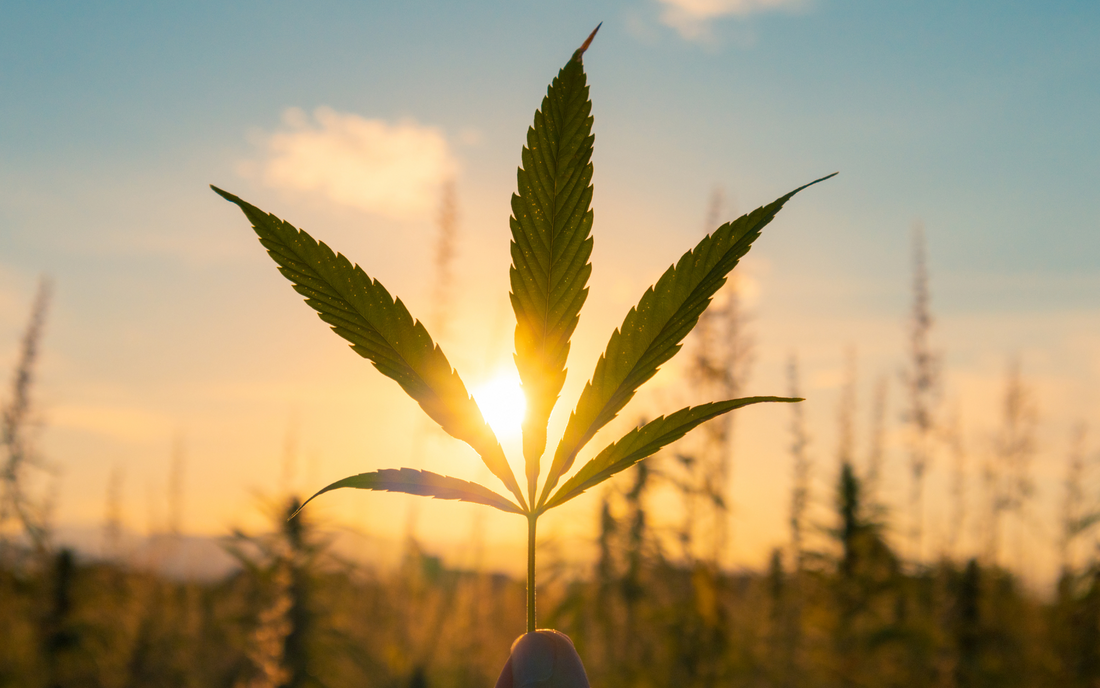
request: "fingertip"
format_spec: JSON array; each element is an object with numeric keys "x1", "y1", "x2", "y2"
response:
[
  {"x1": 511, "y1": 632, "x2": 556, "y2": 683},
  {"x1": 506, "y1": 629, "x2": 590, "y2": 688}
]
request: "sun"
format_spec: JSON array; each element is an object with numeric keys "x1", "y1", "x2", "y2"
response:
[{"x1": 471, "y1": 370, "x2": 527, "y2": 440}]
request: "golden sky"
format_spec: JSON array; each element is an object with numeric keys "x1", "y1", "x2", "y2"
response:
[{"x1": 1, "y1": 1, "x2": 1097, "y2": 586}]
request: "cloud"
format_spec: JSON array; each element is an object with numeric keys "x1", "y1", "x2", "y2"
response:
[
  {"x1": 248, "y1": 107, "x2": 458, "y2": 221},
  {"x1": 657, "y1": 0, "x2": 808, "y2": 41}
]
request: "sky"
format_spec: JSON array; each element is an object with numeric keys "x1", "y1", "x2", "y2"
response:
[{"x1": 1, "y1": 0, "x2": 1098, "y2": 584}]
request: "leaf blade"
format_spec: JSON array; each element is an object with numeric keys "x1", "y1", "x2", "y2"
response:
[
  {"x1": 213, "y1": 187, "x2": 527, "y2": 509},
  {"x1": 295, "y1": 468, "x2": 525, "y2": 517},
  {"x1": 509, "y1": 33, "x2": 599, "y2": 501},
  {"x1": 543, "y1": 397, "x2": 801, "y2": 510},
  {"x1": 540, "y1": 175, "x2": 835, "y2": 505}
]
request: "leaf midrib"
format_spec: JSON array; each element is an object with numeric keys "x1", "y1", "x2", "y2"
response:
[{"x1": 539, "y1": 72, "x2": 570, "y2": 351}]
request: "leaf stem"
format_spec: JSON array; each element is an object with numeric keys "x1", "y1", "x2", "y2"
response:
[{"x1": 527, "y1": 513, "x2": 537, "y2": 633}]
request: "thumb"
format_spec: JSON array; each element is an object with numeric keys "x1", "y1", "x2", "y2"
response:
[{"x1": 495, "y1": 629, "x2": 589, "y2": 688}]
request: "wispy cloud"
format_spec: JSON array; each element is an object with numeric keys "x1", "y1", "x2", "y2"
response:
[
  {"x1": 658, "y1": 0, "x2": 809, "y2": 41},
  {"x1": 246, "y1": 107, "x2": 458, "y2": 221}
]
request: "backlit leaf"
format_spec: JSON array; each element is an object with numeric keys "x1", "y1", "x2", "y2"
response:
[
  {"x1": 539, "y1": 174, "x2": 835, "y2": 506},
  {"x1": 509, "y1": 25, "x2": 599, "y2": 503},
  {"x1": 543, "y1": 397, "x2": 800, "y2": 510},
  {"x1": 295, "y1": 468, "x2": 524, "y2": 517},
  {"x1": 213, "y1": 187, "x2": 527, "y2": 509}
]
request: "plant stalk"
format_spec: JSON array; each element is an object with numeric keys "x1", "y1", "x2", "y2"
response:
[{"x1": 527, "y1": 513, "x2": 537, "y2": 633}]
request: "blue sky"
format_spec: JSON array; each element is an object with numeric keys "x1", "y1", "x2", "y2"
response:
[
  {"x1": 1, "y1": 0, "x2": 1097, "y2": 580},
  {"x1": 4, "y1": 1, "x2": 1097, "y2": 288}
]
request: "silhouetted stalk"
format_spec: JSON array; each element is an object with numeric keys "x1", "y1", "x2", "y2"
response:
[
  {"x1": 954, "y1": 559, "x2": 982, "y2": 688},
  {"x1": 1, "y1": 277, "x2": 52, "y2": 554},
  {"x1": 902, "y1": 223, "x2": 939, "y2": 565},
  {"x1": 690, "y1": 274, "x2": 752, "y2": 565},
  {"x1": 787, "y1": 354, "x2": 810, "y2": 572},
  {"x1": 986, "y1": 358, "x2": 1036, "y2": 569},
  {"x1": 785, "y1": 355, "x2": 810, "y2": 683},
  {"x1": 1061, "y1": 423, "x2": 1089, "y2": 571},
  {"x1": 837, "y1": 347, "x2": 857, "y2": 474},
  {"x1": 945, "y1": 405, "x2": 967, "y2": 558},
  {"x1": 43, "y1": 548, "x2": 76, "y2": 688},
  {"x1": 527, "y1": 513, "x2": 536, "y2": 633},
  {"x1": 866, "y1": 375, "x2": 887, "y2": 496}
]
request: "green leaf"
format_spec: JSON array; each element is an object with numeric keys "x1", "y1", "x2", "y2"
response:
[
  {"x1": 543, "y1": 397, "x2": 800, "y2": 511},
  {"x1": 212, "y1": 187, "x2": 527, "y2": 509},
  {"x1": 294, "y1": 468, "x2": 525, "y2": 517},
  {"x1": 509, "y1": 26, "x2": 599, "y2": 502},
  {"x1": 539, "y1": 174, "x2": 835, "y2": 506}
]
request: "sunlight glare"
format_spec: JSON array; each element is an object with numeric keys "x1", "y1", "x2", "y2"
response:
[{"x1": 472, "y1": 371, "x2": 527, "y2": 440}]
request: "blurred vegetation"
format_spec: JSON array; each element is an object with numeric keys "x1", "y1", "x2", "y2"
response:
[{"x1": 2, "y1": 463, "x2": 1099, "y2": 688}]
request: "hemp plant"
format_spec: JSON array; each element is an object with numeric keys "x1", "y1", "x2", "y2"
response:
[{"x1": 214, "y1": 26, "x2": 832, "y2": 634}]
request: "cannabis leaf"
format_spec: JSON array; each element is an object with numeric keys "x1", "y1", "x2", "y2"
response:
[
  {"x1": 211, "y1": 187, "x2": 526, "y2": 508},
  {"x1": 510, "y1": 25, "x2": 598, "y2": 504},
  {"x1": 296, "y1": 468, "x2": 524, "y2": 516},
  {"x1": 215, "y1": 26, "x2": 833, "y2": 635},
  {"x1": 538, "y1": 173, "x2": 835, "y2": 507},
  {"x1": 543, "y1": 397, "x2": 799, "y2": 510}
]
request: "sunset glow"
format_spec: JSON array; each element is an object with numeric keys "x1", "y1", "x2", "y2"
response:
[{"x1": 472, "y1": 371, "x2": 527, "y2": 441}]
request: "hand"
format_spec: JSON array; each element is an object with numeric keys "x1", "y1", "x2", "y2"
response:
[{"x1": 494, "y1": 629, "x2": 590, "y2": 688}]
